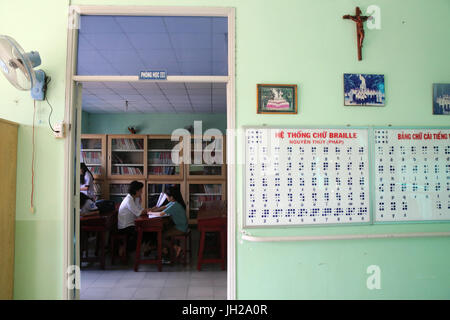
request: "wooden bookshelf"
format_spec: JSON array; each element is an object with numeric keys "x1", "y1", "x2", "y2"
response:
[
  {"x1": 147, "y1": 135, "x2": 184, "y2": 181},
  {"x1": 186, "y1": 180, "x2": 226, "y2": 224},
  {"x1": 108, "y1": 135, "x2": 147, "y2": 180},
  {"x1": 187, "y1": 135, "x2": 226, "y2": 180},
  {"x1": 108, "y1": 180, "x2": 146, "y2": 208},
  {"x1": 81, "y1": 134, "x2": 107, "y2": 180},
  {"x1": 80, "y1": 133, "x2": 227, "y2": 224}
]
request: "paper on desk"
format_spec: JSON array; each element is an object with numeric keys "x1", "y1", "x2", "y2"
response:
[{"x1": 147, "y1": 213, "x2": 169, "y2": 218}]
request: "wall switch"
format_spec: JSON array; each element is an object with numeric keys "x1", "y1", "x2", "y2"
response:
[{"x1": 54, "y1": 122, "x2": 66, "y2": 138}]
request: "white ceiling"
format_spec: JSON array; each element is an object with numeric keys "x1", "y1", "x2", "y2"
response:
[
  {"x1": 78, "y1": 16, "x2": 228, "y2": 114},
  {"x1": 77, "y1": 16, "x2": 228, "y2": 76},
  {"x1": 81, "y1": 81, "x2": 227, "y2": 114}
]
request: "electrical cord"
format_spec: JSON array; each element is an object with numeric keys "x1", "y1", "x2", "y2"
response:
[
  {"x1": 46, "y1": 97, "x2": 58, "y2": 133},
  {"x1": 44, "y1": 76, "x2": 59, "y2": 133}
]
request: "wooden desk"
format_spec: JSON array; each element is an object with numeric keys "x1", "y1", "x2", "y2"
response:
[
  {"x1": 134, "y1": 215, "x2": 169, "y2": 272},
  {"x1": 80, "y1": 210, "x2": 116, "y2": 269},
  {"x1": 197, "y1": 201, "x2": 227, "y2": 271}
]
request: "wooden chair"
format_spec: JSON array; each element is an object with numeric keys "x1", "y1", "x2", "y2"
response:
[
  {"x1": 134, "y1": 216, "x2": 164, "y2": 272},
  {"x1": 80, "y1": 211, "x2": 115, "y2": 270},
  {"x1": 108, "y1": 205, "x2": 129, "y2": 265},
  {"x1": 110, "y1": 231, "x2": 128, "y2": 265},
  {"x1": 170, "y1": 229, "x2": 192, "y2": 266}
]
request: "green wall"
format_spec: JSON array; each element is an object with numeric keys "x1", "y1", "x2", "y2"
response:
[
  {"x1": 0, "y1": 0, "x2": 449, "y2": 300},
  {"x1": 0, "y1": 0, "x2": 68, "y2": 299},
  {"x1": 82, "y1": 112, "x2": 227, "y2": 134}
]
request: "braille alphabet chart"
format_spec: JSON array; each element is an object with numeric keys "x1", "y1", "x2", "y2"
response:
[
  {"x1": 244, "y1": 128, "x2": 371, "y2": 227},
  {"x1": 373, "y1": 128, "x2": 450, "y2": 222}
]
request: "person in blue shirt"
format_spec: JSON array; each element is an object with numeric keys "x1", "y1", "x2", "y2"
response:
[{"x1": 148, "y1": 186, "x2": 188, "y2": 260}]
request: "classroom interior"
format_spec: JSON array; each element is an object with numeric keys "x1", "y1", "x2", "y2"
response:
[{"x1": 77, "y1": 15, "x2": 229, "y2": 300}]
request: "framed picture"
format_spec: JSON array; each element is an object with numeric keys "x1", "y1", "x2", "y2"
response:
[
  {"x1": 344, "y1": 73, "x2": 385, "y2": 106},
  {"x1": 433, "y1": 83, "x2": 450, "y2": 115},
  {"x1": 257, "y1": 84, "x2": 297, "y2": 114}
]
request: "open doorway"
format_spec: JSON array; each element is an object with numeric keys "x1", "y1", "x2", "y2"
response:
[{"x1": 64, "y1": 8, "x2": 235, "y2": 300}]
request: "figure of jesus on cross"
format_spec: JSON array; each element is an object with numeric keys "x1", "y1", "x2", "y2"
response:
[{"x1": 343, "y1": 7, "x2": 371, "y2": 60}]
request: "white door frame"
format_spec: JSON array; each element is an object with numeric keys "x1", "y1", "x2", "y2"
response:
[{"x1": 63, "y1": 5, "x2": 236, "y2": 300}]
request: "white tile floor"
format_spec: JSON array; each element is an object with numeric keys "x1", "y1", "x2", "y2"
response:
[
  {"x1": 80, "y1": 229, "x2": 227, "y2": 300},
  {"x1": 81, "y1": 269, "x2": 227, "y2": 300}
]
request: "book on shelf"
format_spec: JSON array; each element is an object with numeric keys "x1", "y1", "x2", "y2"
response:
[
  {"x1": 113, "y1": 138, "x2": 143, "y2": 150},
  {"x1": 148, "y1": 165, "x2": 176, "y2": 175},
  {"x1": 112, "y1": 153, "x2": 124, "y2": 164},
  {"x1": 80, "y1": 151, "x2": 102, "y2": 165},
  {"x1": 114, "y1": 166, "x2": 143, "y2": 175},
  {"x1": 89, "y1": 166, "x2": 102, "y2": 175},
  {"x1": 189, "y1": 164, "x2": 222, "y2": 176},
  {"x1": 204, "y1": 184, "x2": 212, "y2": 194},
  {"x1": 110, "y1": 184, "x2": 129, "y2": 194},
  {"x1": 149, "y1": 151, "x2": 174, "y2": 165}
]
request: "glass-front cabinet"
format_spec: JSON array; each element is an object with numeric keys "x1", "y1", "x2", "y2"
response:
[
  {"x1": 81, "y1": 134, "x2": 106, "y2": 179},
  {"x1": 147, "y1": 135, "x2": 184, "y2": 180},
  {"x1": 108, "y1": 135, "x2": 147, "y2": 179},
  {"x1": 187, "y1": 135, "x2": 226, "y2": 180},
  {"x1": 186, "y1": 181, "x2": 226, "y2": 224}
]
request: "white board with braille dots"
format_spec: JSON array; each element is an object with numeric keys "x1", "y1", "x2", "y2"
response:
[
  {"x1": 244, "y1": 127, "x2": 371, "y2": 227},
  {"x1": 373, "y1": 128, "x2": 450, "y2": 222}
]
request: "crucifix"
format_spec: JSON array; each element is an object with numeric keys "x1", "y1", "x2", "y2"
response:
[{"x1": 343, "y1": 7, "x2": 371, "y2": 60}]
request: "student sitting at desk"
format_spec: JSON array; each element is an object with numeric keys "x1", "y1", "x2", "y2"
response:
[
  {"x1": 80, "y1": 192, "x2": 99, "y2": 216},
  {"x1": 148, "y1": 186, "x2": 188, "y2": 260},
  {"x1": 80, "y1": 163, "x2": 95, "y2": 200},
  {"x1": 118, "y1": 181, "x2": 149, "y2": 255}
]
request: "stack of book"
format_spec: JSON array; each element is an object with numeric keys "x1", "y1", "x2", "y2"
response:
[
  {"x1": 110, "y1": 184, "x2": 129, "y2": 194},
  {"x1": 113, "y1": 138, "x2": 143, "y2": 150},
  {"x1": 89, "y1": 166, "x2": 102, "y2": 175},
  {"x1": 114, "y1": 167, "x2": 143, "y2": 175},
  {"x1": 80, "y1": 151, "x2": 102, "y2": 165},
  {"x1": 148, "y1": 166, "x2": 176, "y2": 175},
  {"x1": 148, "y1": 151, "x2": 174, "y2": 164}
]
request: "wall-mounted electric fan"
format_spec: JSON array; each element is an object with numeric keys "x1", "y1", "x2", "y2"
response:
[{"x1": 0, "y1": 35, "x2": 47, "y2": 100}]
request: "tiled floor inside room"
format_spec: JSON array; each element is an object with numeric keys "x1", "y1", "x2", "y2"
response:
[{"x1": 80, "y1": 228, "x2": 227, "y2": 300}]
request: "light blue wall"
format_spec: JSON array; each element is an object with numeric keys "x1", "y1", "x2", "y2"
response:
[
  {"x1": 81, "y1": 111, "x2": 90, "y2": 133},
  {"x1": 82, "y1": 112, "x2": 227, "y2": 135}
]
